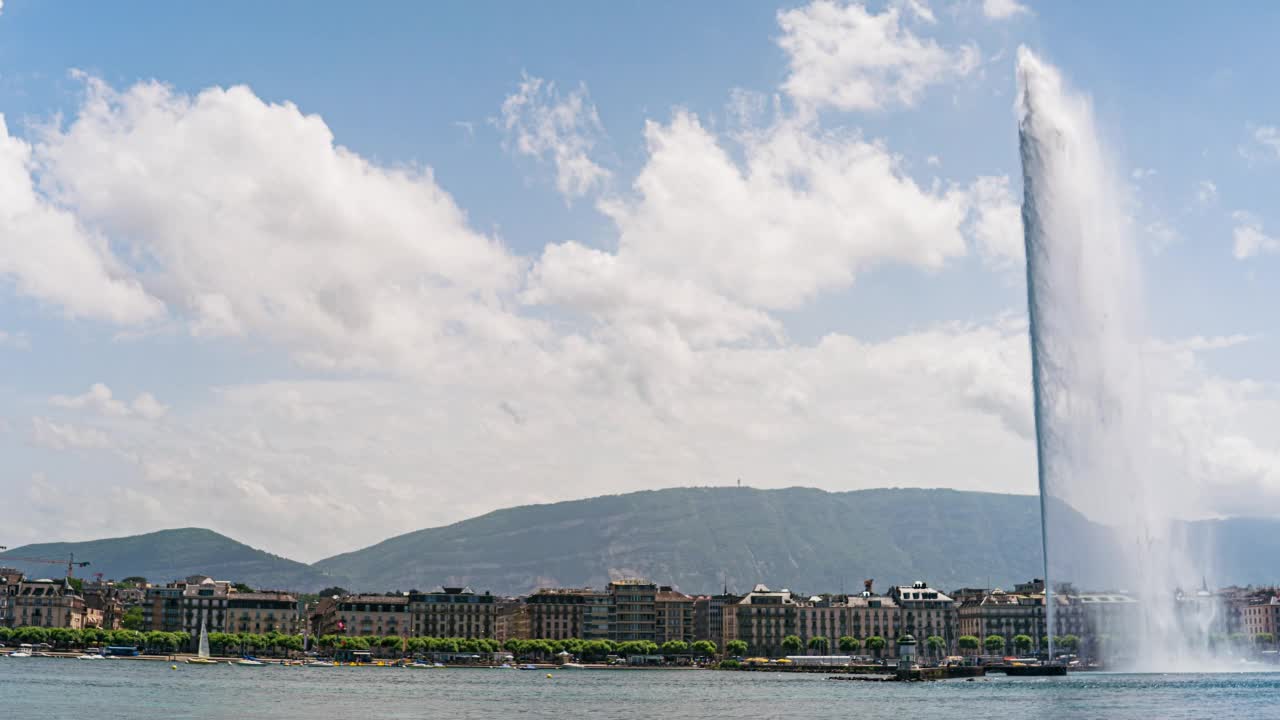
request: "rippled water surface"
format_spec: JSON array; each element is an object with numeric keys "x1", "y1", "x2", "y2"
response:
[{"x1": 2, "y1": 659, "x2": 1278, "y2": 719}]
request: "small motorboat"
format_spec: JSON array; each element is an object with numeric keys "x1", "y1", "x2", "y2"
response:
[
  {"x1": 306, "y1": 660, "x2": 335, "y2": 667},
  {"x1": 233, "y1": 657, "x2": 265, "y2": 666},
  {"x1": 517, "y1": 664, "x2": 539, "y2": 670},
  {"x1": 186, "y1": 657, "x2": 219, "y2": 665},
  {"x1": 8, "y1": 651, "x2": 32, "y2": 658},
  {"x1": 77, "y1": 653, "x2": 106, "y2": 660},
  {"x1": 561, "y1": 662, "x2": 586, "y2": 669}
]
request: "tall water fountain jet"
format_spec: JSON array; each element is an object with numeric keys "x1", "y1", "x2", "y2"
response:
[{"x1": 1017, "y1": 47, "x2": 1227, "y2": 672}]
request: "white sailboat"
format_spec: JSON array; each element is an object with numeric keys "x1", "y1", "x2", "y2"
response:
[{"x1": 186, "y1": 619, "x2": 219, "y2": 665}]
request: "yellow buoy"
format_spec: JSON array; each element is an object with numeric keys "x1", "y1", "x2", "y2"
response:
[
  {"x1": 171, "y1": 665, "x2": 177, "y2": 670},
  {"x1": 546, "y1": 673, "x2": 553, "y2": 678}
]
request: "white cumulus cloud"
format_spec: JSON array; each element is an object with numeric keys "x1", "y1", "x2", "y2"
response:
[
  {"x1": 777, "y1": 1, "x2": 979, "y2": 112},
  {"x1": 35, "y1": 78, "x2": 527, "y2": 371},
  {"x1": 0, "y1": 115, "x2": 164, "y2": 324}
]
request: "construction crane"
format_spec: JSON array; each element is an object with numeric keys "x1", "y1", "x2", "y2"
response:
[{"x1": 0, "y1": 552, "x2": 91, "y2": 578}]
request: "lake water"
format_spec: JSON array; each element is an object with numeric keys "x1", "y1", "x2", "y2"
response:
[{"x1": 2, "y1": 658, "x2": 1277, "y2": 718}]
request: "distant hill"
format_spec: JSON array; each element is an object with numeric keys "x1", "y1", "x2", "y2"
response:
[
  {"x1": 314, "y1": 487, "x2": 1050, "y2": 595},
  {"x1": 0, "y1": 528, "x2": 343, "y2": 592}
]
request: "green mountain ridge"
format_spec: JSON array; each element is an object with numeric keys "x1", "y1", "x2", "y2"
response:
[
  {"x1": 314, "y1": 487, "x2": 1049, "y2": 594},
  {"x1": 0, "y1": 527, "x2": 341, "y2": 592},
  {"x1": 6, "y1": 488, "x2": 1278, "y2": 595}
]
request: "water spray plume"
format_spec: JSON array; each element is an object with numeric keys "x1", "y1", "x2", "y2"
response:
[{"x1": 1017, "y1": 46, "x2": 1242, "y2": 673}]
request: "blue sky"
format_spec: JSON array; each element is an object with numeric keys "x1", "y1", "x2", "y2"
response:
[{"x1": 2, "y1": 1, "x2": 1280, "y2": 561}]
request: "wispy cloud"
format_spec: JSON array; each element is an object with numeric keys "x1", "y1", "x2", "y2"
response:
[
  {"x1": 982, "y1": 0, "x2": 1031, "y2": 20},
  {"x1": 499, "y1": 74, "x2": 610, "y2": 201},
  {"x1": 1231, "y1": 211, "x2": 1280, "y2": 259}
]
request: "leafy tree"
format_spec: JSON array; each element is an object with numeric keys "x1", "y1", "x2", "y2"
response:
[
  {"x1": 48, "y1": 628, "x2": 74, "y2": 649},
  {"x1": 120, "y1": 605, "x2": 146, "y2": 631},
  {"x1": 807, "y1": 636, "x2": 829, "y2": 654},
  {"x1": 1012, "y1": 634, "x2": 1034, "y2": 654},
  {"x1": 146, "y1": 630, "x2": 178, "y2": 653},
  {"x1": 67, "y1": 577, "x2": 85, "y2": 594},
  {"x1": 926, "y1": 635, "x2": 946, "y2": 658},
  {"x1": 112, "y1": 629, "x2": 145, "y2": 647},
  {"x1": 865, "y1": 636, "x2": 887, "y2": 658},
  {"x1": 984, "y1": 634, "x2": 1006, "y2": 654},
  {"x1": 0, "y1": 627, "x2": 13, "y2": 643},
  {"x1": 317, "y1": 587, "x2": 348, "y2": 598},
  {"x1": 726, "y1": 639, "x2": 748, "y2": 657},
  {"x1": 1255, "y1": 632, "x2": 1276, "y2": 647},
  {"x1": 838, "y1": 636, "x2": 860, "y2": 653},
  {"x1": 717, "y1": 658, "x2": 742, "y2": 669},
  {"x1": 691, "y1": 640, "x2": 717, "y2": 657},
  {"x1": 503, "y1": 638, "x2": 524, "y2": 654},
  {"x1": 1059, "y1": 634, "x2": 1080, "y2": 652},
  {"x1": 121, "y1": 576, "x2": 148, "y2": 586},
  {"x1": 16, "y1": 627, "x2": 50, "y2": 644},
  {"x1": 209, "y1": 632, "x2": 234, "y2": 654},
  {"x1": 1229, "y1": 632, "x2": 1248, "y2": 647},
  {"x1": 780, "y1": 634, "x2": 803, "y2": 656},
  {"x1": 957, "y1": 635, "x2": 980, "y2": 653},
  {"x1": 233, "y1": 583, "x2": 254, "y2": 593},
  {"x1": 341, "y1": 636, "x2": 370, "y2": 651},
  {"x1": 660, "y1": 640, "x2": 689, "y2": 656}
]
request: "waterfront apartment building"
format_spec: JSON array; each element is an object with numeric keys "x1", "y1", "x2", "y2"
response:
[
  {"x1": 144, "y1": 584, "x2": 185, "y2": 633},
  {"x1": 227, "y1": 591, "x2": 299, "y2": 634},
  {"x1": 12, "y1": 579, "x2": 88, "y2": 629},
  {"x1": 654, "y1": 587, "x2": 695, "y2": 644},
  {"x1": 525, "y1": 588, "x2": 594, "y2": 641},
  {"x1": 83, "y1": 591, "x2": 124, "y2": 631},
  {"x1": 693, "y1": 593, "x2": 741, "y2": 651},
  {"x1": 735, "y1": 585, "x2": 800, "y2": 656},
  {"x1": 792, "y1": 583, "x2": 910, "y2": 659},
  {"x1": 524, "y1": 580, "x2": 662, "y2": 644},
  {"x1": 888, "y1": 582, "x2": 957, "y2": 649},
  {"x1": 181, "y1": 577, "x2": 232, "y2": 635},
  {"x1": 495, "y1": 600, "x2": 530, "y2": 643},
  {"x1": 315, "y1": 594, "x2": 411, "y2": 637},
  {"x1": 957, "y1": 588, "x2": 1044, "y2": 651},
  {"x1": 1054, "y1": 591, "x2": 1139, "y2": 653},
  {"x1": 0, "y1": 568, "x2": 21, "y2": 628},
  {"x1": 609, "y1": 580, "x2": 658, "y2": 643},
  {"x1": 410, "y1": 587, "x2": 498, "y2": 639},
  {"x1": 1243, "y1": 596, "x2": 1280, "y2": 640}
]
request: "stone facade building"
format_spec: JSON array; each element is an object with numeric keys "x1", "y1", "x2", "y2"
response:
[
  {"x1": 735, "y1": 585, "x2": 800, "y2": 656},
  {"x1": 227, "y1": 591, "x2": 299, "y2": 634},
  {"x1": 1243, "y1": 596, "x2": 1280, "y2": 640},
  {"x1": 693, "y1": 593, "x2": 740, "y2": 651},
  {"x1": 654, "y1": 587, "x2": 694, "y2": 644},
  {"x1": 410, "y1": 586, "x2": 498, "y2": 638},
  {"x1": 12, "y1": 579, "x2": 87, "y2": 629},
  {"x1": 525, "y1": 588, "x2": 594, "y2": 641},
  {"x1": 181, "y1": 577, "x2": 232, "y2": 635}
]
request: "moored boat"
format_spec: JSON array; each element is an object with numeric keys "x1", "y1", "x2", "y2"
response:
[{"x1": 186, "y1": 619, "x2": 219, "y2": 665}]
